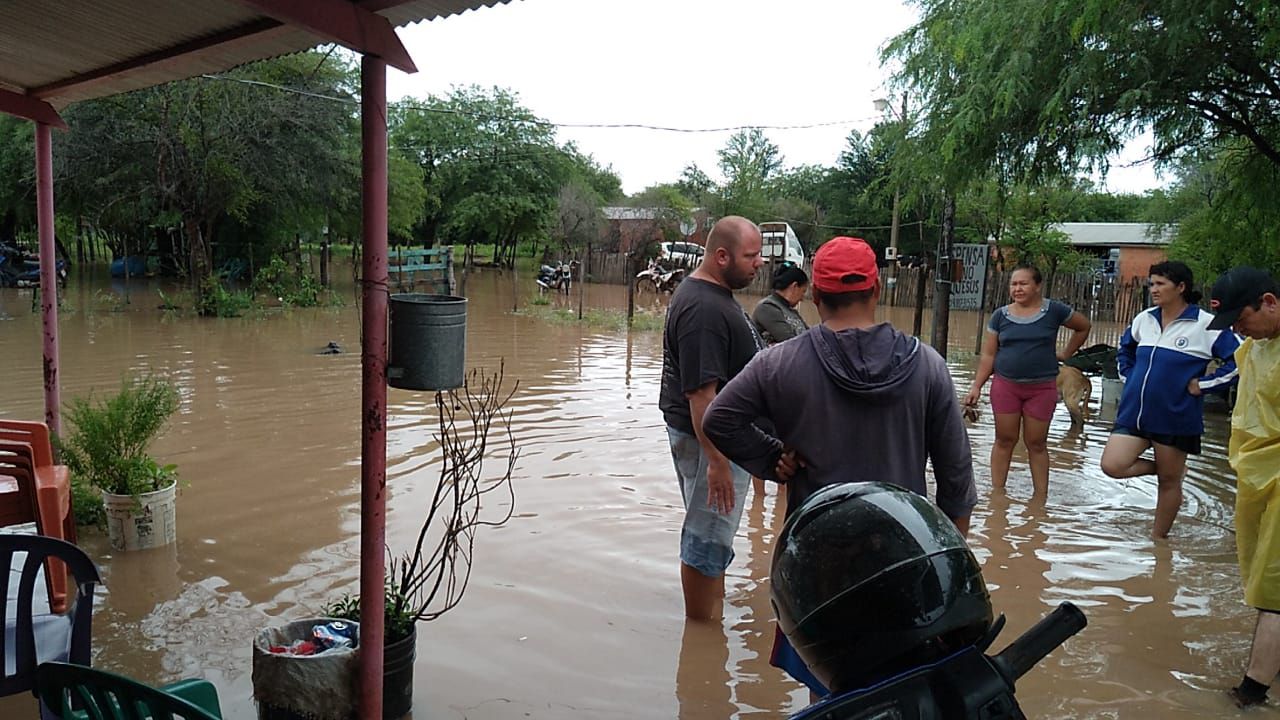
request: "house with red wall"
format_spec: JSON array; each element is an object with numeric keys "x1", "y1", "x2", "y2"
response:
[
  {"x1": 1052, "y1": 222, "x2": 1174, "y2": 281},
  {"x1": 599, "y1": 207, "x2": 712, "y2": 254}
]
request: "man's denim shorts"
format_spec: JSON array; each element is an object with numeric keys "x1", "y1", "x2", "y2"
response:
[{"x1": 666, "y1": 426, "x2": 751, "y2": 577}]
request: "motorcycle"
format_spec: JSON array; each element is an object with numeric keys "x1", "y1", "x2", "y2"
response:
[
  {"x1": 0, "y1": 243, "x2": 20, "y2": 287},
  {"x1": 777, "y1": 483, "x2": 1088, "y2": 720},
  {"x1": 536, "y1": 260, "x2": 577, "y2": 295},
  {"x1": 635, "y1": 259, "x2": 684, "y2": 295},
  {"x1": 791, "y1": 603, "x2": 1086, "y2": 719},
  {"x1": 0, "y1": 242, "x2": 67, "y2": 288}
]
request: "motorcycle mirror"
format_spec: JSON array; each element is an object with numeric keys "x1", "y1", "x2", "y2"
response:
[{"x1": 976, "y1": 614, "x2": 1007, "y2": 652}]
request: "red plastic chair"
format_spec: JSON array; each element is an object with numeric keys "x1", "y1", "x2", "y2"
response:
[{"x1": 0, "y1": 420, "x2": 75, "y2": 613}]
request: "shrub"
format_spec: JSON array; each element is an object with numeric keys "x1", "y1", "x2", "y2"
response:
[{"x1": 59, "y1": 375, "x2": 180, "y2": 501}]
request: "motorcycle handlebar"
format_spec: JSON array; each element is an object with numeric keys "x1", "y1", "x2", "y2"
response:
[{"x1": 992, "y1": 602, "x2": 1087, "y2": 683}]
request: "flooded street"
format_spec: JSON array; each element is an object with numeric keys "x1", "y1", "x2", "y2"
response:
[{"x1": 0, "y1": 269, "x2": 1259, "y2": 719}]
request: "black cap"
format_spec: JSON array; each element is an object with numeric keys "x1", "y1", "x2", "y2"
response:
[{"x1": 1208, "y1": 267, "x2": 1279, "y2": 330}]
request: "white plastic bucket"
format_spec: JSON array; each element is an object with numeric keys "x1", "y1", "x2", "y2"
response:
[
  {"x1": 103, "y1": 483, "x2": 178, "y2": 551},
  {"x1": 1101, "y1": 377, "x2": 1124, "y2": 407}
]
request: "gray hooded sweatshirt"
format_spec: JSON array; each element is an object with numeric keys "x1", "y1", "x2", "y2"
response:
[{"x1": 703, "y1": 322, "x2": 977, "y2": 521}]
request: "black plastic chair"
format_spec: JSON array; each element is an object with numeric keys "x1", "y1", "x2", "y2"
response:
[
  {"x1": 36, "y1": 661, "x2": 223, "y2": 720},
  {"x1": 0, "y1": 533, "x2": 100, "y2": 698}
]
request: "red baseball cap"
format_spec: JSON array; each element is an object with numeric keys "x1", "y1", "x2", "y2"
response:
[{"x1": 812, "y1": 236, "x2": 879, "y2": 293}]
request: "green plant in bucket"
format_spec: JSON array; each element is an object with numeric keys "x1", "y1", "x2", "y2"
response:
[{"x1": 58, "y1": 374, "x2": 180, "y2": 523}]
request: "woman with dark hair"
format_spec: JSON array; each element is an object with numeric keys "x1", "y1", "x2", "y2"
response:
[
  {"x1": 752, "y1": 262, "x2": 810, "y2": 344},
  {"x1": 1101, "y1": 260, "x2": 1240, "y2": 538},
  {"x1": 965, "y1": 265, "x2": 1092, "y2": 496}
]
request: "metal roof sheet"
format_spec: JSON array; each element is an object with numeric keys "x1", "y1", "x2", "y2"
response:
[
  {"x1": 1052, "y1": 223, "x2": 1175, "y2": 248},
  {"x1": 603, "y1": 207, "x2": 665, "y2": 221},
  {"x1": 0, "y1": 1, "x2": 509, "y2": 108}
]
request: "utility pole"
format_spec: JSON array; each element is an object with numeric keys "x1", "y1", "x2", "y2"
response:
[
  {"x1": 930, "y1": 195, "x2": 955, "y2": 355},
  {"x1": 886, "y1": 94, "x2": 907, "y2": 292},
  {"x1": 874, "y1": 94, "x2": 910, "y2": 304},
  {"x1": 578, "y1": 243, "x2": 587, "y2": 320}
]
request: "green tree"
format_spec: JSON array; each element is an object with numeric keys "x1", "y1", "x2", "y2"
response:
[
  {"x1": 886, "y1": 0, "x2": 1280, "y2": 181},
  {"x1": 676, "y1": 163, "x2": 714, "y2": 208},
  {"x1": 552, "y1": 180, "x2": 604, "y2": 257},
  {"x1": 1154, "y1": 147, "x2": 1280, "y2": 276},
  {"x1": 884, "y1": 0, "x2": 1280, "y2": 272},
  {"x1": 0, "y1": 116, "x2": 33, "y2": 246},
  {"x1": 57, "y1": 51, "x2": 367, "y2": 299},
  {"x1": 717, "y1": 128, "x2": 783, "y2": 217},
  {"x1": 391, "y1": 86, "x2": 569, "y2": 267}
]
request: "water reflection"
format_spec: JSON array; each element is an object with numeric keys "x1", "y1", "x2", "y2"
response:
[{"x1": 677, "y1": 620, "x2": 735, "y2": 720}]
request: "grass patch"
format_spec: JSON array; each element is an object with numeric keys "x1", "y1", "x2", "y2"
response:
[
  {"x1": 515, "y1": 305, "x2": 665, "y2": 332},
  {"x1": 630, "y1": 310, "x2": 665, "y2": 331}
]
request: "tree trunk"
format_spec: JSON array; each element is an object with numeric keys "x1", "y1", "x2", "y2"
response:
[
  {"x1": 185, "y1": 217, "x2": 211, "y2": 309},
  {"x1": 75, "y1": 213, "x2": 85, "y2": 265}
]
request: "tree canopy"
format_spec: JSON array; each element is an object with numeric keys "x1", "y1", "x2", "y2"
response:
[
  {"x1": 885, "y1": 0, "x2": 1280, "y2": 183},
  {"x1": 881, "y1": 0, "x2": 1280, "y2": 273},
  {"x1": 390, "y1": 86, "x2": 621, "y2": 266},
  {"x1": 2, "y1": 64, "x2": 621, "y2": 289}
]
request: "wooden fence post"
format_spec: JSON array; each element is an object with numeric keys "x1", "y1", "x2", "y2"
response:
[{"x1": 578, "y1": 244, "x2": 587, "y2": 320}]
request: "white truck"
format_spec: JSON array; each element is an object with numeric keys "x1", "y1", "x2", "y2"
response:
[{"x1": 759, "y1": 221, "x2": 806, "y2": 265}]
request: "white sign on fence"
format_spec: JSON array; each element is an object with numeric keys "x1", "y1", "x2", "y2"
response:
[{"x1": 950, "y1": 243, "x2": 989, "y2": 311}]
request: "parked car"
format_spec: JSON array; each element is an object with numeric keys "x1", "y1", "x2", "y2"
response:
[{"x1": 658, "y1": 241, "x2": 705, "y2": 266}]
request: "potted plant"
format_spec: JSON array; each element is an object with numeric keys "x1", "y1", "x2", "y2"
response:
[
  {"x1": 59, "y1": 374, "x2": 181, "y2": 551},
  {"x1": 325, "y1": 366, "x2": 519, "y2": 720}
]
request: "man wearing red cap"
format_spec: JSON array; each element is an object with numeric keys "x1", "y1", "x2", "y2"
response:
[
  {"x1": 703, "y1": 236, "x2": 976, "y2": 696},
  {"x1": 1208, "y1": 267, "x2": 1280, "y2": 708}
]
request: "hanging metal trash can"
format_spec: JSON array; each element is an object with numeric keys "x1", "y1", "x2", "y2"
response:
[{"x1": 387, "y1": 293, "x2": 467, "y2": 391}]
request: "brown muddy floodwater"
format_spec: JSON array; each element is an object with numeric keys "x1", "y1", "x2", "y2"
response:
[{"x1": 0, "y1": 268, "x2": 1259, "y2": 719}]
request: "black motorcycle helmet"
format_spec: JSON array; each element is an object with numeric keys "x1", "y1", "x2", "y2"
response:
[{"x1": 771, "y1": 482, "x2": 992, "y2": 694}]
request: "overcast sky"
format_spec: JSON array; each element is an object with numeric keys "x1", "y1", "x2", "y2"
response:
[{"x1": 387, "y1": 0, "x2": 1164, "y2": 196}]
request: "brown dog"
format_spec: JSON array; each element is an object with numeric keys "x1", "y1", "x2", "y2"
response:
[{"x1": 1057, "y1": 365, "x2": 1091, "y2": 426}]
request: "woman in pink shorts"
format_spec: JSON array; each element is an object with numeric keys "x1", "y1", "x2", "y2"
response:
[{"x1": 965, "y1": 266, "x2": 1091, "y2": 495}]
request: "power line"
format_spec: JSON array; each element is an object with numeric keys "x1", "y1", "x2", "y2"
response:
[
  {"x1": 199, "y1": 74, "x2": 354, "y2": 104},
  {"x1": 199, "y1": 73, "x2": 881, "y2": 134}
]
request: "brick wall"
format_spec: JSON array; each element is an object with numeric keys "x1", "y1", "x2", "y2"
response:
[{"x1": 1119, "y1": 246, "x2": 1167, "y2": 282}]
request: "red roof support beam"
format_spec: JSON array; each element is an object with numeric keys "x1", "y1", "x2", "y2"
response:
[
  {"x1": 231, "y1": 0, "x2": 417, "y2": 73},
  {"x1": 0, "y1": 89, "x2": 65, "y2": 128}
]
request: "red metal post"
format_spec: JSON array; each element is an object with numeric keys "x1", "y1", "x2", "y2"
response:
[
  {"x1": 36, "y1": 122, "x2": 61, "y2": 435},
  {"x1": 358, "y1": 55, "x2": 388, "y2": 720}
]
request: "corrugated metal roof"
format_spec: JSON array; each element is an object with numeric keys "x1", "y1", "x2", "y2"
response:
[
  {"x1": 603, "y1": 207, "x2": 665, "y2": 221},
  {"x1": 1052, "y1": 223, "x2": 1175, "y2": 248},
  {"x1": 0, "y1": 1, "x2": 510, "y2": 109}
]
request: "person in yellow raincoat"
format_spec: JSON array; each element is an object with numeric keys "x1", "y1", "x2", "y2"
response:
[{"x1": 1208, "y1": 267, "x2": 1280, "y2": 708}]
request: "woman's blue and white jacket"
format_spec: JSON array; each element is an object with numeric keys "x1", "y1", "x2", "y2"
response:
[{"x1": 1115, "y1": 304, "x2": 1240, "y2": 436}]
